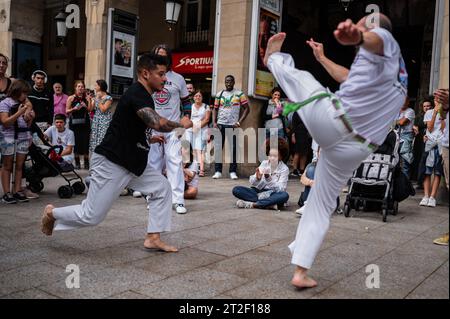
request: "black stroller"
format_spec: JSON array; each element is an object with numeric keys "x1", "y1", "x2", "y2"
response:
[
  {"x1": 343, "y1": 130, "x2": 406, "y2": 222},
  {"x1": 24, "y1": 124, "x2": 85, "y2": 198}
]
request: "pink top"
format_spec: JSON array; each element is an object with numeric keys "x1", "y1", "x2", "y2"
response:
[{"x1": 53, "y1": 93, "x2": 68, "y2": 116}]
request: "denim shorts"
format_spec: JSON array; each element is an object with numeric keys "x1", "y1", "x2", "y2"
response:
[
  {"x1": 425, "y1": 147, "x2": 444, "y2": 176},
  {"x1": 0, "y1": 137, "x2": 31, "y2": 156}
]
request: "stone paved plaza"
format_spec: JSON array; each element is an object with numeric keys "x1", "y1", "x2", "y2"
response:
[{"x1": 0, "y1": 171, "x2": 448, "y2": 299}]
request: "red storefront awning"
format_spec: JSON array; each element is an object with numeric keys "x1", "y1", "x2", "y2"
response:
[{"x1": 172, "y1": 51, "x2": 214, "y2": 74}]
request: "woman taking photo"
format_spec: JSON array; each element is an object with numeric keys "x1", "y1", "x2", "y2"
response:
[
  {"x1": 66, "y1": 81, "x2": 91, "y2": 170},
  {"x1": 88, "y1": 80, "x2": 113, "y2": 155}
]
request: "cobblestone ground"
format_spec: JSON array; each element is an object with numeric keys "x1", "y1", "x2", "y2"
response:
[{"x1": 0, "y1": 170, "x2": 448, "y2": 299}]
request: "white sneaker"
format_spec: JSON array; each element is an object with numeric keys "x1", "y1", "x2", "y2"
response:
[
  {"x1": 419, "y1": 197, "x2": 429, "y2": 206},
  {"x1": 427, "y1": 197, "x2": 437, "y2": 208},
  {"x1": 133, "y1": 191, "x2": 143, "y2": 198},
  {"x1": 296, "y1": 206, "x2": 306, "y2": 216},
  {"x1": 175, "y1": 204, "x2": 187, "y2": 214},
  {"x1": 236, "y1": 200, "x2": 254, "y2": 209},
  {"x1": 230, "y1": 172, "x2": 239, "y2": 180},
  {"x1": 212, "y1": 172, "x2": 222, "y2": 179}
]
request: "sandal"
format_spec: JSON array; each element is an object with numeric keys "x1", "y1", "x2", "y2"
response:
[{"x1": 199, "y1": 170, "x2": 205, "y2": 177}]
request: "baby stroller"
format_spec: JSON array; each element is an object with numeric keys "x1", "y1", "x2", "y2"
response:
[
  {"x1": 24, "y1": 124, "x2": 85, "y2": 198},
  {"x1": 343, "y1": 130, "x2": 403, "y2": 222}
]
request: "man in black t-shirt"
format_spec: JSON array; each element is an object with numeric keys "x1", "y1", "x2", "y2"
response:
[{"x1": 41, "y1": 54, "x2": 192, "y2": 253}]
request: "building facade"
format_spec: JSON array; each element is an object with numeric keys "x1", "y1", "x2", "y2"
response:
[{"x1": 0, "y1": 0, "x2": 448, "y2": 177}]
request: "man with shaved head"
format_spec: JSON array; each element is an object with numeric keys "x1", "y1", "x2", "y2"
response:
[{"x1": 264, "y1": 13, "x2": 407, "y2": 289}]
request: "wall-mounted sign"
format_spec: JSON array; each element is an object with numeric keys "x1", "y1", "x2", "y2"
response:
[
  {"x1": 107, "y1": 9, "x2": 139, "y2": 98},
  {"x1": 260, "y1": 0, "x2": 282, "y2": 14},
  {"x1": 248, "y1": 0, "x2": 283, "y2": 99},
  {"x1": 172, "y1": 51, "x2": 214, "y2": 74}
]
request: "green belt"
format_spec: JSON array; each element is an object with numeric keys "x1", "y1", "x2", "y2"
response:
[{"x1": 283, "y1": 93, "x2": 379, "y2": 151}]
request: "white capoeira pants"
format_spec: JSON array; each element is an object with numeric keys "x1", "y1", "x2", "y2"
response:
[
  {"x1": 52, "y1": 153, "x2": 172, "y2": 233},
  {"x1": 148, "y1": 131, "x2": 185, "y2": 205},
  {"x1": 268, "y1": 52, "x2": 373, "y2": 269}
]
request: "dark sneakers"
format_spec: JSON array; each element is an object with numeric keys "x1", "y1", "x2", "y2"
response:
[
  {"x1": 13, "y1": 192, "x2": 29, "y2": 203},
  {"x1": 2, "y1": 193, "x2": 17, "y2": 204}
]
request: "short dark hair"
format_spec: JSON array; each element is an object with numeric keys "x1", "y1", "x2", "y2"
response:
[
  {"x1": 96, "y1": 79, "x2": 108, "y2": 92},
  {"x1": 225, "y1": 75, "x2": 235, "y2": 81},
  {"x1": 137, "y1": 53, "x2": 168, "y2": 73},
  {"x1": 271, "y1": 87, "x2": 282, "y2": 96},
  {"x1": 7, "y1": 79, "x2": 31, "y2": 100},
  {"x1": 115, "y1": 39, "x2": 123, "y2": 44},
  {"x1": 152, "y1": 44, "x2": 173, "y2": 69},
  {"x1": 54, "y1": 114, "x2": 67, "y2": 122}
]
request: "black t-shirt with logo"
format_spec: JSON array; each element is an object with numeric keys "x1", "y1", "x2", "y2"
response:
[{"x1": 95, "y1": 82, "x2": 154, "y2": 176}]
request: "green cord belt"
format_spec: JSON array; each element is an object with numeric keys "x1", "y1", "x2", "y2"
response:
[{"x1": 283, "y1": 93, "x2": 379, "y2": 151}]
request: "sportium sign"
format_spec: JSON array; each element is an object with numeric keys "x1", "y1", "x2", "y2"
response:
[{"x1": 172, "y1": 51, "x2": 214, "y2": 74}]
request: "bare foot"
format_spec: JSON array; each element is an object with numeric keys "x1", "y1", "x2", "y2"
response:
[
  {"x1": 41, "y1": 205, "x2": 55, "y2": 236},
  {"x1": 291, "y1": 272, "x2": 318, "y2": 289},
  {"x1": 263, "y1": 32, "x2": 287, "y2": 67},
  {"x1": 144, "y1": 238, "x2": 178, "y2": 253}
]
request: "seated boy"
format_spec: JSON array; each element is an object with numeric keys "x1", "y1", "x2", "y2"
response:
[{"x1": 44, "y1": 114, "x2": 75, "y2": 164}]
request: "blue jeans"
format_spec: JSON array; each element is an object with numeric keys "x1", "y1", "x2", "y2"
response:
[
  {"x1": 215, "y1": 124, "x2": 237, "y2": 174},
  {"x1": 302, "y1": 164, "x2": 316, "y2": 202},
  {"x1": 265, "y1": 128, "x2": 286, "y2": 140},
  {"x1": 232, "y1": 186, "x2": 289, "y2": 208}
]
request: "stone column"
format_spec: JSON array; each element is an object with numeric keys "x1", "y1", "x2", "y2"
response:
[
  {"x1": 0, "y1": 0, "x2": 12, "y2": 71},
  {"x1": 84, "y1": 0, "x2": 108, "y2": 89},
  {"x1": 215, "y1": 0, "x2": 262, "y2": 177},
  {"x1": 438, "y1": 0, "x2": 449, "y2": 204}
]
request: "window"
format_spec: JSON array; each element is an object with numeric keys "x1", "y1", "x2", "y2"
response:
[{"x1": 185, "y1": 0, "x2": 211, "y2": 31}]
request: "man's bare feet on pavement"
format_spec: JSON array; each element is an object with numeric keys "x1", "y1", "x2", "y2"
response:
[
  {"x1": 41, "y1": 205, "x2": 55, "y2": 236},
  {"x1": 263, "y1": 32, "x2": 287, "y2": 67},
  {"x1": 144, "y1": 235, "x2": 178, "y2": 253},
  {"x1": 291, "y1": 268, "x2": 318, "y2": 289}
]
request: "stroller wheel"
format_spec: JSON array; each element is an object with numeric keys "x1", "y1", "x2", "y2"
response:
[
  {"x1": 344, "y1": 203, "x2": 351, "y2": 218},
  {"x1": 72, "y1": 182, "x2": 86, "y2": 195},
  {"x1": 58, "y1": 185, "x2": 74, "y2": 199},
  {"x1": 29, "y1": 181, "x2": 44, "y2": 193},
  {"x1": 382, "y1": 206, "x2": 388, "y2": 223}
]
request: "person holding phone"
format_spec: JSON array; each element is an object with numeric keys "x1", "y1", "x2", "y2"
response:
[
  {"x1": 232, "y1": 139, "x2": 290, "y2": 210},
  {"x1": 66, "y1": 81, "x2": 92, "y2": 169},
  {"x1": 0, "y1": 80, "x2": 34, "y2": 204}
]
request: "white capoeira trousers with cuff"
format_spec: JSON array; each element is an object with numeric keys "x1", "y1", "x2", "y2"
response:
[
  {"x1": 268, "y1": 52, "x2": 373, "y2": 269},
  {"x1": 148, "y1": 131, "x2": 185, "y2": 205},
  {"x1": 52, "y1": 153, "x2": 172, "y2": 234}
]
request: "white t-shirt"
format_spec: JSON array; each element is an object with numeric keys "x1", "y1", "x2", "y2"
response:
[
  {"x1": 424, "y1": 109, "x2": 444, "y2": 143},
  {"x1": 398, "y1": 108, "x2": 415, "y2": 133},
  {"x1": 44, "y1": 126, "x2": 75, "y2": 163},
  {"x1": 336, "y1": 28, "x2": 408, "y2": 145},
  {"x1": 187, "y1": 103, "x2": 208, "y2": 134},
  {"x1": 152, "y1": 70, "x2": 189, "y2": 124},
  {"x1": 186, "y1": 161, "x2": 199, "y2": 188}
]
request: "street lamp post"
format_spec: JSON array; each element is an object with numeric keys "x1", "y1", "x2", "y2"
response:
[
  {"x1": 55, "y1": 10, "x2": 68, "y2": 46},
  {"x1": 164, "y1": 0, "x2": 183, "y2": 30},
  {"x1": 339, "y1": 0, "x2": 353, "y2": 11}
]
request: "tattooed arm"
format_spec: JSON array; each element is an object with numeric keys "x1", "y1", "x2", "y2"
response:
[{"x1": 136, "y1": 107, "x2": 191, "y2": 132}]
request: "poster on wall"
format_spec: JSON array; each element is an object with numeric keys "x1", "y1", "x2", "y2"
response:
[
  {"x1": 111, "y1": 30, "x2": 136, "y2": 78},
  {"x1": 107, "y1": 9, "x2": 139, "y2": 98},
  {"x1": 249, "y1": 0, "x2": 283, "y2": 99}
]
